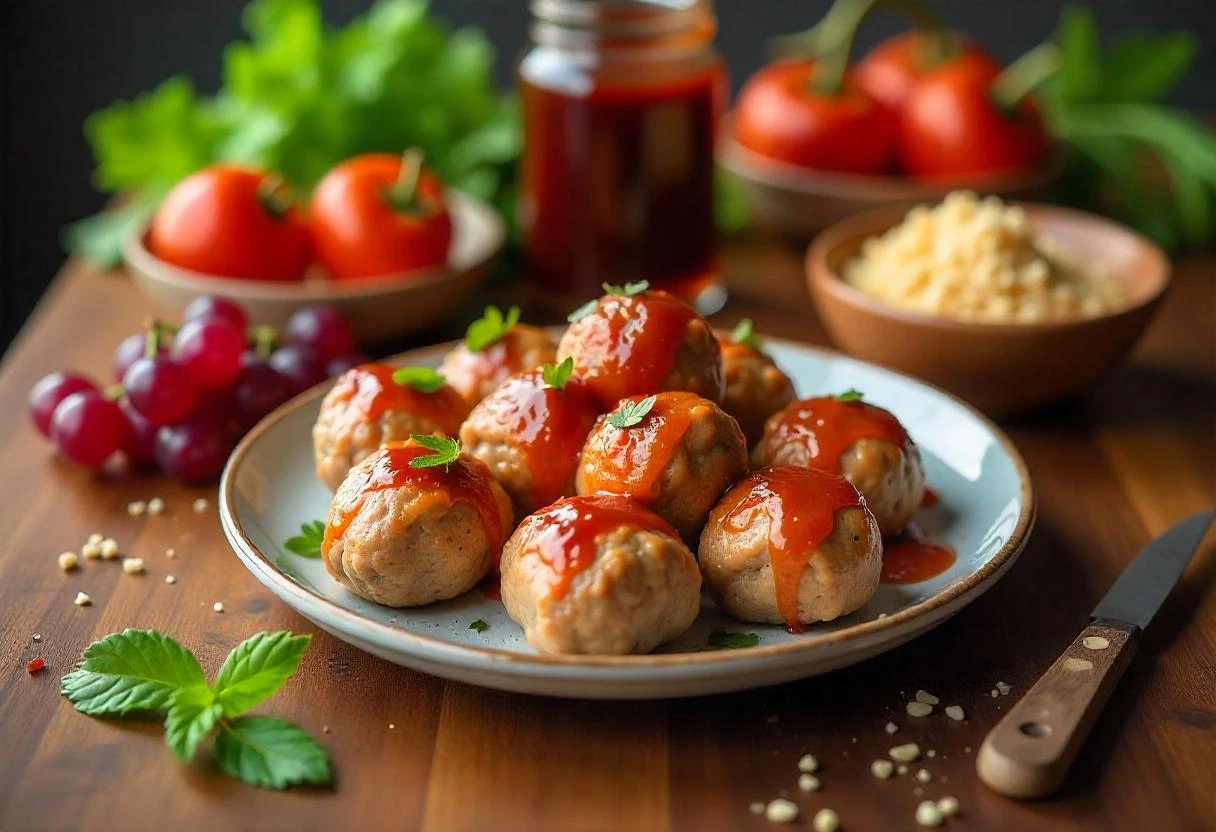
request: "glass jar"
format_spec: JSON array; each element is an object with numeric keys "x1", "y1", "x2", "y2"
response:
[{"x1": 519, "y1": 0, "x2": 726, "y2": 312}]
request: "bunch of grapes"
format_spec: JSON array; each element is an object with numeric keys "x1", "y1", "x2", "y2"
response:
[{"x1": 28, "y1": 297, "x2": 366, "y2": 483}]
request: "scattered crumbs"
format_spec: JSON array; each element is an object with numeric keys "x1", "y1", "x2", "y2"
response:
[
  {"x1": 121, "y1": 557, "x2": 145, "y2": 575},
  {"x1": 147, "y1": 497, "x2": 165, "y2": 516},
  {"x1": 164, "y1": 575, "x2": 177, "y2": 585},
  {"x1": 213, "y1": 601, "x2": 225, "y2": 613},
  {"x1": 388, "y1": 723, "x2": 395, "y2": 730},
  {"x1": 885, "y1": 721, "x2": 899, "y2": 735},
  {"x1": 963, "y1": 746, "x2": 972, "y2": 754},
  {"x1": 127, "y1": 500, "x2": 147, "y2": 517},
  {"x1": 82, "y1": 541, "x2": 101, "y2": 559},
  {"x1": 878, "y1": 612, "x2": 888, "y2": 619},
  {"x1": 990, "y1": 689, "x2": 1000, "y2": 698},
  {"x1": 914, "y1": 690, "x2": 940, "y2": 705},
  {"x1": 32, "y1": 633, "x2": 41, "y2": 642},
  {"x1": 996, "y1": 681, "x2": 1013, "y2": 695},
  {"x1": 766, "y1": 799, "x2": 798, "y2": 824},
  {"x1": 193, "y1": 498, "x2": 210, "y2": 514},
  {"x1": 915, "y1": 800, "x2": 943, "y2": 827},
  {"x1": 916, "y1": 769, "x2": 932, "y2": 783},
  {"x1": 87, "y1": 533, "x2": 103, "y2": 546},
  {"x1": 851, "y1": 736, "x2": 858, "y2": 743},
  {"x1": 749, "y1": 802, "x2": 765, "y2": 815},
  {"x1": 74, "y1": 591, "x2": 92, "y2": 607},
  {"x1": 99, "y1": 538, "x2": 119, "y2": 559},
  {"x1": 906, "y1": 701, "x2": 933, "y2": 718},
  {"x1": 871, "y1": 759, "x2": 894, "y2": 779},
  {"x1": 26, "y1": 657, "x2": 46, "y2": 674},
  {"x1": 798, "y1": 773, "x2": 820, "y2": 792},
  {"x1": 937, "y1": 796, "x2": 960, "y2": 818},
  {"x1": 797, "y1": 753, "x2": 819, "y2": 773},
  {"x1": 926, "y1": 749, "x2": 937, "y2": 758},
  {"x1": 323, "y1": 726, "x2": 332, "y2": 735},
  {"x1": 58, "y1": 551, "x2": 79, "y2": 571},
  {"x1": 913, "y1": 786, "x2": 924, "y2": 797},
  {"x1": 1083, "y1": 636, "x2": 1111, "y2": 651},
  {"x1": 898, "y1": 765, "x2": 909, "y2": 775},
  {"x1": 812, "y1": 808, "x2": 840, "y2": 832},
  {"x1": 945, "y1": 705, "x2": 965, "y2": 721},
  {"x1": 940, "y1": 775, "x2": 949, "y2": 784},
  {"x1": 165, "y1": 548, "x2": 176, "y2": 558}
]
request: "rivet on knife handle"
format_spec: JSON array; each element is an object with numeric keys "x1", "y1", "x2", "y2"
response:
[{"x1": 976, "y1": 619, "x2": 1139, "y2": 798}]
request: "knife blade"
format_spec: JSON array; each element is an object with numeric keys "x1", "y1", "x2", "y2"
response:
[
  {"x1": 1091, "y1": 509, "x2": 1216, "y2": 629},
  {"x1": 978, "y1": 509, "x2": 1214, "y2": 799}
]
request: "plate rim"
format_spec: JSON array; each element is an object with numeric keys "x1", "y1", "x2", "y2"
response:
[{"x1": 219, "y1": 336, "x2": 1036, "y2": 670}]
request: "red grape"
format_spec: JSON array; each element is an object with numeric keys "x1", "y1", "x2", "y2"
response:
[
  {"x1": 283, "y1": 305, "x2": 355, "y2": 362},
  {"x1": 269, "y1": 345, "x2": 327, "y2": 394},
  {"x1": 123, "y1": 356, "x2": 197, "y2": 426},
  {"x1": 119, "y1": 399, "x2": 159, "y2": 465},
  {"x1": 50, "y1": 391, "x2": 128, "y2": 468},
  {"x1": 184, "y1": 295, "x2": 249, "y2": 331},
  {"x1": 171, "y1": 318, "x2": 246, "y2": 388},
  {"x1": 232, "y1": 358, "x2": 293, "y2": 430},
  {"x1": 112, "y1": 333, "x2": 164, "y2": 382},
  {"x1": 29, "y1": 372, "x2": 98, "y2": 437},
  {"x1": 155, "y1": 417, "x2": 235, "y2": 484},
  {"x1": 326, "y1": 352, "x2": 371, "y2": 377}
]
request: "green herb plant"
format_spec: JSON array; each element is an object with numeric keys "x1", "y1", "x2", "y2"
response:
[
  {"x1": 708, "y1": 631, "x2": 760, "y2": 650},
  {"x1": 541, "y1": 357, "x2": 574, "y2": 391},
  {"x1": 729, "y1": 318, "x2": 763, "y2": 350},
  {"x1": 408, "y1": 434, "x2": 461, "y2": 470},
  {"x1": 465, "y1": 305, "x2": 521, "y2": 352},
  {"x1": 607, "y1": 395, "x2": 657, "y2": 429},
  {"x1": 284, "y1": 520, "x2": 325, "y2": 557},
  {"x1": 62, "y1": 629, "x2": 331, "y2": 790},
  {"x1": 393, "y1": 366, "x2": 447, "y2": 393},
  {"x1": 835, "y1": 389, "x2": 864, "y2": 403}
]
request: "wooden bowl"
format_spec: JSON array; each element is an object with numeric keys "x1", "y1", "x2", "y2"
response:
[
  {"x1": 123, "y1": 190, "x2": 505, "y2": 345},
  {"x1": 717, "y1": 114, "x2": 1060, "y2": 240},
  {"x1": 806, "y1": 203, "x2": 1171, "y2": 417}
]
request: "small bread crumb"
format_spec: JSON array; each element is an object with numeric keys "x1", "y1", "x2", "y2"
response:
[
  {"x1": 87, "y1": 533, "x2": 103, "y2": 546},
  {"x1": 121, "y1": 557, "x2": 145, "y2": 575},
  {"x1": 213, "y1": 601, "x2": 225, "y2": 613},
  {"x1": 871, "y1": 759, "x2": 894, "y2": 779},
  {"x1": 322, "y1": 725, "x2": 332, "y2": 735},
  {"x1": 898, "y1": 765, "x2": 908, "y2": 775},
  {"x1": 906, "y1": 701, "x2": 933, "y2": 718},
  {"x1": 165, "y1": 548, "x2": 176, "y2": 558},
  {"x1": 914, "y1": 690, "x2": 940, "y2": 705},
  {"x1": 58, "y1": 551, "x2": 79, "y2": 571},
  {"x1": 915, "y1": 800, "x2": 943, "y2": 827},
  {"x1": 193, "y1": 498, "x2": 209, "y2": 514},
  {"x1": 916, "y1": 768, "x2": 932, "y2": 783},
  {"x1": 32, "y1": 633, "x2": 41, "y2": 641},
  {"x1": 889, "y1": 743, "x2": 920, "y2": 763},
  {"x1": 147, "y1": 497, "x2": 166, "y2": 516},
  {"x1": 798, "y1": 773, "x2": 820, "y2": 792},
  {"x1": 812, "y1": 808, "x2": 840, "y2": 832},
  {"x1": 926, "y1": 749, "x2": 937, "y2": 758},
  {"x1": 765, "y1": 799, "x2": 798, "y2": 824},
  {"x1": 937, "y1": 797, "x2": 960, "y2": 818},
  {"x1": 749, "y1": 802, "x2": 765, "y2": 815},
  {"x1": 99, "y1": 538, "x2": 119, "y2": 559},
  {"x1": 82, "y1": 541, "x2": 102, "y2": 559},
  {"x1": 884, "y1": 721, "x2": 899, "y2": 734},
  {"x1": 996, "y1": 681, "x2": 1013, "y2": 695},
  {"x1": 797, "y1": 753, "x2": 819, "y2": 773},
  {"x1": 74, "y1": 591, "x2": 92, "y2": 606},
  {"x1": 165, "y1": 575, "x2": 177, "y2": 585},
  {"x1": 127, "y1": 500, "x2": 147, "y2": 516},
  {"x1": 945, "y1": 705, "x2": 965, "y2": 721}
]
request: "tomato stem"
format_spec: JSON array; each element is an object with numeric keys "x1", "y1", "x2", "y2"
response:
[
  {"x1": 251, "y1": 325, "x2": 278, "y2": 360},
  {"x1": 256, "y1": 175, "x2": 295, "y2": 221},
  {"x1": 385, "y1": 148, "x2": 428, "y2": 216},
  {"x1": 775, "y1": 0, "x2": 944, "y2": 64},
  {"x1": 990, "y1": 42, "x2": 1060, "y2": 114},
  {"x1": 103, "y1": 383, "x2": 125, "y2": 402}
]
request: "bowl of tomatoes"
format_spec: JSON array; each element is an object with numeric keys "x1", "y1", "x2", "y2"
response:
[
  {"x1": 123, "y1": 151, "x2": 506, "y2": 344},
  {"x1": 718, "y1": 2, "x2": 1060, "y2": 239}
]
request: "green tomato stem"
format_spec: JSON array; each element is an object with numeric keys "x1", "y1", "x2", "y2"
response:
[
  {"x1": 990, "y1": 42, "x2": 1061, "y2": 114},
  {"x1": 385, "y1": 148, "x2": 427, "y2": 216}
]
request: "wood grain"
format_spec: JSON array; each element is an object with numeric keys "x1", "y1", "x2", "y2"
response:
[{"x1": 0, "y1": 243, "x2": 1213, "y2": 831}]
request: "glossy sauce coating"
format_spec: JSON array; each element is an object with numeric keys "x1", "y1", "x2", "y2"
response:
[
  {"x1": 762, "y1": 396, "x2": 909, "y2": 472},
  {"x1": 329, "y1": 363, "x2": 468, "y2": 429},
  {"x1": 323, "y1": 442, "x2": 505, "y2": 563},
  {"x1": 920, "y1": 487, "x2": 940, "y2": 508},
  {"x1": 572, "y1": 291, "x2": 706, "y2": 407},
  {"x1": 881, "y1": 526, "x2": 956, "y2": 584},
  {"x1": 722, "y1": 466, "x2": 865, "y2": 633},
  {"x1": 447, "y1": 337, "x2": 518, "y2": 401},
  {"x1": 475, "y1": 369, "x2": 601, "y2": 507},
  {"x1": 521, "y1": 495, "x2": 679, "y2": 601}
]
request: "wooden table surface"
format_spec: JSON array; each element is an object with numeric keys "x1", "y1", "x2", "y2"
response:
[{"x1": 1, "y1": 241, "x2": 1213, "y2": 832}]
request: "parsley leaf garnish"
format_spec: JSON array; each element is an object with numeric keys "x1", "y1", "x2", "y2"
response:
[
  {"x1": 62, "y1": 629, "x2": 330, "y2": 790},
  {"x1": 835, "y1": 389, "x2": 865, "y2": 403},
  {"x1": 708, "y1": 631, "x2": 760, "y2": 650},
  {"x1": 730, "y1": 318, "x2": 764, "y2": 350},
  {"x1": 541, "y1": 357, "x2": 574, "y2": 391},
  {"x1": 606, "y1": 395, "x2": 657, "y2": 429},
  {"x1": 469, "y1": 620, "x2": 489, "y2": 633},
  {"x1": 602, "y1": 280, "x2": 649, "y2": 296},
  {"x1": 567, "y1": 298, "x2": 599, "y2": 323},
  {"x1": 392, "y1": 366, "x2": 447, "y2": 393},
  {"x1": 408, "y1": 434, "x2": 461, "y2": 471},
  {"x1": 283, "y1": 520, "x2": 325, "y2": 558},
  {"x1": 465, "y1": 305, "x2": 521, "y2": 352}
]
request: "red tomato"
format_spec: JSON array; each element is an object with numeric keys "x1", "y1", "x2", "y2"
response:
[
  {"x1": 148, "y1": 165, "x2": 311, "y2": 281},
  {"x1": 897, "y1": 60, "x2": 1049, "y2": 180},
  {"x1": 855, "y1": 31, "x2": 1001, "y2": 112},
  {"x1": 733, "y1": 60, "x2": 894, "y2": 175},
  {"x1": 309, "y1": 152, "x2": 453, "y2": 280}
]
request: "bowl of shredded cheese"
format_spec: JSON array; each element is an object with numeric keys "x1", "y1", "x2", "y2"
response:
[{"x1": 807, "y1": 193, "x2": 1170, "y2": 416}]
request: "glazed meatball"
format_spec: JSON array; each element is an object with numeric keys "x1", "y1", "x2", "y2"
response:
[
  {"x1": 751, "y1": 395, "x2": 925, "y2": 535},
  {"x1": 500, "y1": 495, "x2": 701, "y2": 654},
  {"x1": 577, "y1": 391, "x2": 748, "y2": 539},
  {"x1": 557, "y1": 289, "x2": 724, "y2": 409},
  {"x1": 440, "y1": 323, "x2": 557, "y2": 406},
  {"x1": 716, "y1": 333, "x2": 797, "y2": 445},
  {"x1": 460, "y1": 368, "x2": 601, "y2": 517},
  {"x1": 313, "y1": 363, "x2": 470, "y2": 491},
  {"x1": 699, "y1": 466, "x2": 882, "y2": 630},
  {"x1": 322, "y1": 440, "x2": 513, "y2": 607}
]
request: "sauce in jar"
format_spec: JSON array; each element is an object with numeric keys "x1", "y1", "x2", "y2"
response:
[{"x1": 519, "y1": 0, "x2": 726, "y2": 309}]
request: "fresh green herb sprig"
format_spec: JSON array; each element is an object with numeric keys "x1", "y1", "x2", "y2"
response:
[
  {"x1": 61, "y1": 629, "x2": 330, "y2": 790},
  {"x1": 393, "y1": 366, "x2": 447, "y2": 393},
  {"x1": 835, "y1": 389, "x2": 864, "y2": 403},
  {"x1": 409, "y1": 434, "x2": 461, "y2": 470},
  {"x1": 708, "y1": 631, "x2": 759, "y2": 650},
  {"x1": 284, "y1": 520, "x2": 325, "y2": 558},
  {"x1": 468, "y1": 620, "x2": 489, "y2": 633},
  {"x1": 730, "y1": 318, "x2": 763, "y2": 351},
  {"x1": 607, "y1": 395, "x2": 657, "y2": 429},
  {"x1": 603, "y1": 280, "x2": 649, "y2": 297},
  {"x1": 465, "y1": 305, "x2": 521, "y2": 352},
  {"x1": 541, "y1": 357, "x2": 574, "y2": 391}
]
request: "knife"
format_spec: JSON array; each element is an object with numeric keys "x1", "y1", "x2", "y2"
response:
[{"x1": 977, "y1": 509, "x2": 1215, "y2": 799}]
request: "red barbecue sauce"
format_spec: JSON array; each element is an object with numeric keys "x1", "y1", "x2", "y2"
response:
[
  {"x1": 329, "y1": 363, "x2": 468, "y2": 431},
  {"x1": 722, "y1": 467, "x2": 866, "y2": 633},
  {"x1": 920, "y1": 487, "x2": 940, "y2": 508},
  {"x1": 474, "y1": 369, "x2": 601, "y2": 508},
  {"x1": 322, "y1": 442, "x2": 505, "y2": 565},
  {"x1": 444, "y1": 336, "x2": 520, "y2": 404},
  {"x1": 522, "y1": 495, "x2": 680, "y2": 600},
  {"x1": 572, "y1": 291, "x2": 719, "y2": 408},
  {"x1": 760, "y1": 396, "x2": 909, "y2": 472},
  {"x1": 881, "y1": 526, "x2": 956, "y2": 584}
]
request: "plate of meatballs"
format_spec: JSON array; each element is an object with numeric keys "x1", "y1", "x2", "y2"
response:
[{"x1": 220, "y1": 284, "x2": 1034, "y2": 699}]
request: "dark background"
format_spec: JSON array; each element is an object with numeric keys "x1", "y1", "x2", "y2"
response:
[{"x1": 2, "y1": 1, "x2": 1213, "y2": 352}]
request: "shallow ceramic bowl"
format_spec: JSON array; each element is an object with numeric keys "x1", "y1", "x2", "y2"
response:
[
  {"x1": 123, "y1": 190, "x2": 505, "y2": 345},
  {"x1": 717, "y1": 115, "x2": 1060, "y2": 240},
  {"x1": 220, "y1": 337, "x2": 1034, "y2": 699},
  {"x1": 806, "y1": 203, "x2": 1171, "y2": 417}
]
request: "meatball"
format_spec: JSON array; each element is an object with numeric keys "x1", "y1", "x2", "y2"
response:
[
  {"x1": 500, "y1": 495, "x2": 701, "y2": 654},
  {"x1": 440, "y1": 323, "x2": 557, "y2": 406},
  {"x1": 751, "y1": 395, "x2": 925, "y2": 535},
  {"x1": 321, "y1": 440, "x2": 513, "y2": 607},
  {"x1": 699, "y1": 466, "x2": 882, "y2": 631},
  {"x1": 577, "y1": 391, "x2": 748, "y2": 539},
  {"x1": 557, "y1": 289, "x2": 724, "y2": 409},
  {"x1": 716, "y1": 334, "x2": 797, "y2": 445},
  {"x1": 460, "y1": 368, "x2": 602, "y2": 517},
  {"x1": 313, "y1": 363, "x2": 470, "y2": 491}
]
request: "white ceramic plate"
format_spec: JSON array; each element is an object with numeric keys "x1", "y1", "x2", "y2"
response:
[{"x1": 220, "y1": 339, "x2": 1034, "y2": 699}]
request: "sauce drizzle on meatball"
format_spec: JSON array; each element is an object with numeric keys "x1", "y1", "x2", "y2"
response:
[
  {"x1": 323, "y1": 441, "x2": 506, "y2": 562},
  {"x1": 758, "y1": 396, "x2": 909, "y2": 473},
  {"x1": 881, "y1": 526, "x2": 956, "y2": 584},
  {"x1": 329, "y1": 363, "x2": 468, "y2": 428},
  {"x1": 521, "y1": 495, "x2": 680, "y2": 600},
  {"x1": 722, "y1": 467, "x2": 865, "y2": 633}
]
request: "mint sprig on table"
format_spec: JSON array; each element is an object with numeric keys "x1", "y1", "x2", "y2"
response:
[
  {"x1": 62, "y1": 629, "x2": 331, "y2": 790},
  {"x1": 284, "y1": 520, "x2": 325, "y2": 558}
]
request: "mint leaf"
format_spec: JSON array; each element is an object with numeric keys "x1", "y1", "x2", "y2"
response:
[
  {"x1": 730, "y1": 318, "x2": 763, "y2": 350},
  {"x1": 469, "y1": 620, "x2": 489, "y2": 633},
  {"x1": 541, "y1": 357, "x2": 574, "y2": 391},
  {"x1": 567, "y1": 298, "x2": 599, "y2": 324},
  {"x1": 284, "y1": 520, "x2": 325, "y2": 558},
  {"x1": 165, "y1": 685, "x2": 222, "y2": 762},
  {"x1": 61, "y1": 629, "x2": 206, "y2": 715},
  {"x1": 212, "y1": 631, "x2": 312, "y2": 717},
  {"x1": 215, "y1": 716, "x2": 332, "y2": 790},
  {"x1": 409, "y1": 434, "x2": 461, "y2": 470},
  {"x1": 1101, "y1": 31, "x2": 1196, "y2": 103},
  {"x1": 393, "y1": 366, "x2": 446, "y2": 393},
  {"x1": 465, "y1": 305, "x2": 521, "y2": 352},
  {"x1": 708, "y1": 631, "x2": 759, "y2": 650},
  {"x1": 602, "y1": 280, "x2": 649, "y2": 297},
  {"x1": 835, "y1": 389, "x2": 865, "y2": 403},
  {"x1": 606, "y1": 395, "x2": 657, "y2": 429}
]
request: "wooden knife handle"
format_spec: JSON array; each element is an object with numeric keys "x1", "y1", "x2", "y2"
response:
[{"x1": 977, "y1": 619, "x2": 1139, "y2": 799}]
